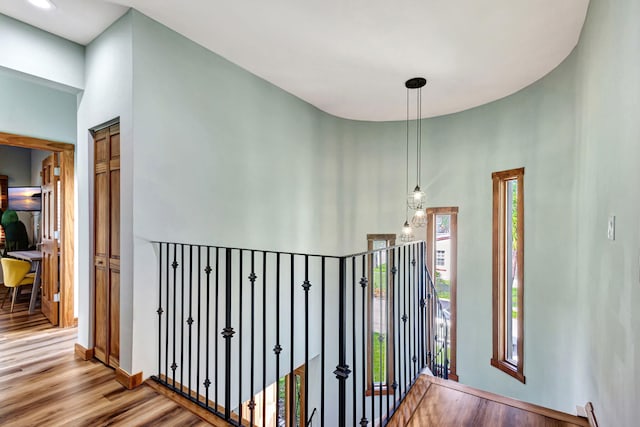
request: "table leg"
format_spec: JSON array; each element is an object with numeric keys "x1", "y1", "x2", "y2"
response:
[{"x1": 28, "y1": 261, "x2": 41, "y2": 314}]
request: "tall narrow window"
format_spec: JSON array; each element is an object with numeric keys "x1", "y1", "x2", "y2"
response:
[
  {"x1": 426, "y1": 207, "x2": 458, "y2": 381},
  {"x1": 491, "y1": 168, "x2": 525, "y2": 383},
  {"x1": 366, "y1": 234, "x2": 395, "y2": 395}
]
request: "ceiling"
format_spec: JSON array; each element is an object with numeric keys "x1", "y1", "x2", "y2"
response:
[{"x1": 0, "y1": 0, "x2": 589, "y2": 121}]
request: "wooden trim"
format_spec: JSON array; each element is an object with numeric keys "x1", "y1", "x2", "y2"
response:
[
  {"x1": 490, "y1": 358, "x2": 525, "y2": 383},
  {"x1": 491, "y1": 167, "x2": 525, "y2": 181},
  {"x1": 423, "y1": 375, "x2": 589, "y2": 426},
  {"x1": 115, "y1": 367, "x2": 144, "y2": 390},
  {"x1": 74, "y1": 343, "x2": 94, "y2": 360},
  {"x1": 491, "y1": 168, "x2": 525, "y2": 383},
  {"x1": 0, "y1": 132, "x2": 75, "y2": 152},
  {"x1": 425, "y1": 208, "x2": 458, "y2": 381},
  {"x1": 0, "y1": 132, "x2": 75, "y2": 328},
  {"x1": 146, "y1": 377, "x2": 237, "y2": 426},
  {"x1": 426, "y1": 207, "x2": 459, "y2": 215},
  {"x1": 59, "y1": 150, "x2": 75, "y2": 327},
  {"x1": 585, "y1": 402, "x2": 599, "y2": 427},
  {"x1": 366, "y1": 234, "x2": 396, "y2": 394}
]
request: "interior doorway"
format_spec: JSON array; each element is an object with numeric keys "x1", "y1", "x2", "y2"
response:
[{"x1": 0, "y1": 132, "x2": 75, "y2": 327}]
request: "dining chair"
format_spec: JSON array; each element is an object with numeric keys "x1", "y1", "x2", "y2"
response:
[{"x1": 1, "y1": 257, "x2": 35, "y2": 313}]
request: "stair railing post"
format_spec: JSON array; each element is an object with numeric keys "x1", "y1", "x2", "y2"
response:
[
  {"x1": 223, "y1": 248, "x2": 234, "y2": 420},
  {"x1": 334, "y1": 256, "x2": 350, "y2": 427}
]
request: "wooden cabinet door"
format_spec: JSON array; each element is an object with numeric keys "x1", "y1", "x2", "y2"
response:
[
  {"x1": 93, "y1": 123, "x2": 120, "y2": 368},
  {"x1": 41, "y1": 154, "x2": 59, "y2": 326}
]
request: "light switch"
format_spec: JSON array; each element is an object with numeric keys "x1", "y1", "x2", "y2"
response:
[{"x1": 607, "y1": 215, "x2": 615, "y2": 240}]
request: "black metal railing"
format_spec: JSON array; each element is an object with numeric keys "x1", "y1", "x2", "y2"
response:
[
  {"x1": 425, "y1": 267, "x2": 450, "y2": 379},
  {"x1": 152, "y1": 240, "x2": 449, "y2": 426}
]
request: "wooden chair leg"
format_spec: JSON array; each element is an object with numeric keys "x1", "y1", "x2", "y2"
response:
[
  {"x1": 0, "y1": 287, "x2": 9, "y2": 309},
  {"x1": 10, "y1": 287, "x2": 17, "y2": 313}
]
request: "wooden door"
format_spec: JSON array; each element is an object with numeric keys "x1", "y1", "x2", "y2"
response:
[
  {"x1": 41, "y1": 154, "x2": 59, "y2": 326},
  {"x1": 0, "y1": 175, "x2": 7, "y2": 246},
  {"x1": 93, "y1": 123, "x2": 120, "y2": 368}
]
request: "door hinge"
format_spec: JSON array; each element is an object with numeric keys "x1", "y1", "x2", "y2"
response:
[
  {"x1": 53, "y1": 292, "x2": 60, "y2": 302},
  {"x1": 54, "y1": 167, "x2": 61, "y2": 177}
]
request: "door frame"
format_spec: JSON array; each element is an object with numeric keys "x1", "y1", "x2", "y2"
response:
[{"x1": 0, "y1": 132, "x2": 75, "y2": 327}]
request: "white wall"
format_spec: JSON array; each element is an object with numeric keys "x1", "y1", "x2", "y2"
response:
[{"x1": 0, "y1": 14, "x2": 84, "y2": 91}]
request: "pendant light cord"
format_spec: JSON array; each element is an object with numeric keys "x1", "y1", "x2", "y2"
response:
[
  {"x1": 405, "y1": 87, "x2": 410, "y2": 221},
  {"x1": 415, "y1": 86, "x2": 421, "y2": 187},
  {"x1": 419, "y1": 86, "x2": 422, "y2": 182}
]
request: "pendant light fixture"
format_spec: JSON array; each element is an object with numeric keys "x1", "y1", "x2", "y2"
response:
[
  {"x1": 405, "y1": 77, "x2": 427, "y2": 228},
  {"x1": 400, "y1": 83, "x2": 414, "y2": 243}
]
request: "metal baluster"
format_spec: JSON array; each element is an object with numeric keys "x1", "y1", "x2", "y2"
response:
[
  {"x1": 262, "y1": 252, "x2": 267, "y2": 427},
  {"x1": 351, "y1": 256, "x2": 356, "y2": 427},
  {"x1": 385, "y1": 247, "x2": 391, "y2": 420},
  {"x1": 223, "y1": 249, "x2": 233, "y2": 420},
  {"x1": 249, "y1": 251, "x2": 256, "y2": 427},
  {"x1": 371, "y1": 252, "x2": 375, "y2": 427},
  {"x1": 275, "y1": 253, "x2": 281, "y2": 424},
  {"x1": 411, "y1": 243, "x2": 417, "y2": 380},
  {"x1": 303, "y1": 255, "x2": 311, "y2": 427},
  {"x1": 205, "y1": 247, "x2": 211, "y2": 409},
  {"x1": 392, "y1": 247, "x2": 399, "y2": 412},
  {"x1": 165, "y1": 243, "x2": 170, "y2": 384},
  {"x1": 157, "y1": 243, "x2": 163, "y2": 381},
  {"x1": 188, "y1": 245, "x2": 193, "y2": 394},
  {"x1": 238, "y1": 250, "x2": 244, "y2": 426},
  {"x1": 360, "y1": 255, "x2": 368, "y2": 427},
  {"x1": 403, "y1": 245, "x2": 408, "y2": 392},
  {"x1": 196, "y1": 246, "x2": 201, "y2": 404},
  {"x1": 214, "y1": 248, "x2": 219, "y2": 408},
  {"x1": 172, "y1": 243, "x2": 177, "y2": 389},
  {"x1": 378, "y1": 249, "x2": 383, "y2": 419},
  {"x1": 334, "y1": 257, "x2": 349, "y2": 427},
  {"x1": 180, "y1": 244, "x2": 185, "y2": 388},
  {"x1": 289, "y1": 254, "x2": 295, "y2": 427},
  {"x1": 321, "y1": 257, "x2": 326, "y2": 427}
]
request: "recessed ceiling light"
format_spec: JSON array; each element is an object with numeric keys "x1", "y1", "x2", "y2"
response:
[{"x1": 27, "y1": 0, "x2": 55, "y2": 10}]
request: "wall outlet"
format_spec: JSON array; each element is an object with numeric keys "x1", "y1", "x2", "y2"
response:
[
  {"x1": 607, "y1": 215, "x2": 615, "y2": 240},
  {"x1": 576, "y1": 405, "x2": 587, "y2": 418}
]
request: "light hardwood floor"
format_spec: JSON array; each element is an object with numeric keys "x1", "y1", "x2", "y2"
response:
[
  {"x1": 0, "y1": 294, "x2": 211, "y2": 426},
  {"x1": 388, "y1": 374, "x2": 590, "y2": 427}
]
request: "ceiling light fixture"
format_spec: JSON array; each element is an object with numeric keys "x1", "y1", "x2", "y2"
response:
[
  {"x1": 404, "y1": 77, "x2": 427, "y2": 228},
  {"x1": 28, "y1": 0, "x2": 55, "y2": 10}
]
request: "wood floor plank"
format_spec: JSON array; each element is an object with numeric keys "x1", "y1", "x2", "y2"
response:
[
  {"x1": 395, "y1": 374, "x2": 590, "y2": 427},
  {"x1": 0, "y1": 302, "x2": 212, "y2": 426}
]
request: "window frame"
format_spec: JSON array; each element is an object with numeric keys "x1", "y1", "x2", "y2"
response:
[
  {"x1": 491, "y1": 167, "x2": 525, "y2": 383},
  {"x1": 426, "y1": 207, "x2": 459, "y2": 382},
  {"x1": 366, "y1": 233, "x2": 396, "y2": 396}
]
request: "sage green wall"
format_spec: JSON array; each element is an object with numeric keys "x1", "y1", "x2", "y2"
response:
[
  {"x1": 125, "y1": 4, "x2": 640, "y2": 423},
  {"x1": 573, "y1": 0, "x2": 640, "y2": 424},
  {"x1": 0, "y1": 14, "x2": 84, "y2": 91},
  {"x1": 416, "y1": 1, "x2": 639, "y2": 424},
  {"x1": 2, "y1": 3, "x2": 635, "y2": 425},
  {"x1": 0, "y1": 71, "x2": 77, "y2": 143}
]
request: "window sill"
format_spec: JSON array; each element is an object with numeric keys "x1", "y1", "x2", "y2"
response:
[
  {"x1": 491, "y1": 358, "x2": 525, "y2": 384},
  {"x1": 365, "y1": 386, "x2": 396, "y2": 396}
]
